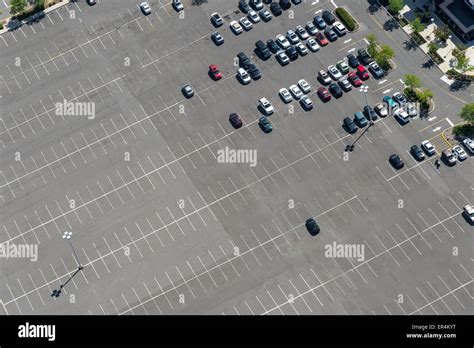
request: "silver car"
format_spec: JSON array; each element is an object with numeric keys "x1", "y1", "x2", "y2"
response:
[{"x1": 328, "y1": 65, "x2": 342, "y2": 80}]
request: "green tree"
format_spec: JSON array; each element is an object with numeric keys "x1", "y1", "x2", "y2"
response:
[
  {"x1": 434, "y1": 25, "x2": 450, "y2": 42},
  {"x1": 366, "y1": 34, "x2": 378, "y2": 58},
  {"x1": 428, "y1": 42, "x2": 439, "y2": 56},
  {"x1": 375, "y1": 45, "x2": 395, "y2": 70},
  {"x1": 452, "y1": 46, "x2": 474, "y2": 73},
  {"x1": 418, "y1": 89, "x2": 433, "y2": 107},
  {"x1": 388, "y1": 0, "x2": 404, "y2": 15},
  {"x1": 410, "y1": 17, "x2": 425, "y2": 34},
  {"x1": 459, "y1": 103, "x2": 474, "y2": 124},
  {"x1": 404, "y1": 74, "x2": 422, "y2": 92},
  {"x1": 10, "y1": 0, "x2": 27, "y2": 15}
]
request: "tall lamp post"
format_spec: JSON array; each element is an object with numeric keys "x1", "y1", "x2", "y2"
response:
[
  {"x1": 444, "y1": 35, "x2": 453, "y2": 58},
  {"x1": 51, "y1": 232, "x2": 84, "y2": 298},
  {"x1": 345, "y1": 86, "x2": 373, "y2": 152}
]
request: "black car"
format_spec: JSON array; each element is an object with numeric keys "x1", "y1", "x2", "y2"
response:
[
  {"x1": 329, "y1": 83, "x2": 343, "y2": 98},
  {"x1": 259, "y1": 9, "x2": 272, "y2": 22},
  {"x1": 86, "y1": 0, "x2": 96, "y2": 5},
  {"x1": 237, "y1": 52, "x2": 252, "y2": 69},
  {"x1": 343, "y1": 117, "x2": 357, "y2": 133},
  {"x1": 248, "y1": 64, "x2": 262, "y2": 80},
  {"x1": 363, "y1": 105, "x2": 377, "y2": 121},
  {"x1": 211, "y1": 32, "x2": 224, "y2": 46},
  {"x1": 250, "y1": 0, "x2": 264, "y2": 10},
  {"x1": 389, "y1": 154, "x2": 404, "y2": 169},
  {"x1": 410, "y1": 145, "x2": 425, "y2": 161},
  {"x1": 270, "y1": 2, "x2": 282, "y2": 16},
  {"x1": 267, "y1": 39, "x2": 279, "y2": 53},
  {"x1": 324, "y1": 27, "x2": 338, "y2": 42},
  {"x1": 263, "y1": 0, "x2": 272, "y2": 3},
  {"x1": 322, "y1": 10, "x2": 336, "y2": 25},
  {"x1": 181, "y1": 84, "x2": 194, "y2": 98},
  {"x1": 357, "y1": 48, "x2": 373, "y2": 65},
  {"x1": 256, "y1": 40, "x2": 271, "y2": 60},
  {"x1": 279, "y1": 0, "x2": 291, "y2": 10},
  {"x1": 305, "y1": 218, "x2": 320, "y2": 236},
  {"x1": 347, "y1": 53, "x2": 360, "y2": 68},
  {"x1": 239, "y1": 1, "x2": 250, "y2": 13},
  {"x1": 229, "y1": 113, "x2": 243, "y2": 129},
  {"x1": 313, "y1": 15, "x2": 326, "y2": 29},
  {"x1": 286, "y1": 46, "x2": 298, "y2": 60}
]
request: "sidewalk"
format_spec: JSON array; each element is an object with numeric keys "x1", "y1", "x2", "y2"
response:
[{"x1": 0, "y1": 0, "x2": 69, "y2": 35}]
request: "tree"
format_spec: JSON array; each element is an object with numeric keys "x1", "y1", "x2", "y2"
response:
[
  {"x1": 428, "y1": 42, "x2": 439, "y2": 56},
  {"x1": 388, "y1": 0, "x2": 404, "y2": 15},
  {"x1": 404, "y1": 74, "x2": 422, "y2": 91},
  {"x1": 10, "y1": 0, "x2": 27, "y2": 15},
  {"x1": 459, "y1": 103, "x2": 474, "y2": 124},
  {"x1": 375, "y1": 45, "x2": 395, "y2": 70},
  {"x1": 410, "y1": 17, "x2": 425, "y2": 34},
  {"x1": 434, "y1": 25, "x2": 450, "y2": 42},
  {"x1": 366, "y1": 34, "x2": 378, "y2": 58},
  {"x1": 418, "y1": 89, "x2": 433, "y2": 106},
  {"x1": 452, "y1": 46, "x2": 474, "y2": 73}
]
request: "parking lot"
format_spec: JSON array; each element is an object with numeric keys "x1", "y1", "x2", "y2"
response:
[{"x1": 0, "y1": 0, "x2": 472, "y2": 316}]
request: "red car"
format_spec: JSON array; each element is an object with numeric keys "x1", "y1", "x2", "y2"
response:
[
  {"x1": 317, "y1": 86, "x2": 331, "y2": 102},
  {"x1": 356, "y1": 65, "x2": 369, "y2": 80},
  {"x1": 348, "y1": 71, "x2": 362, "y2": 87},
  {"x1": 209, "y1": 64, "x2": 222, "y2": 80},
  {"x1": 315, "y1": 32, "x2": 329, "y2": 46}
]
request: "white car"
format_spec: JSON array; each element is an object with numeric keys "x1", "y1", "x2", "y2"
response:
[
  {"x1": 295, "y1": 42, "x2": 308, "y2": 55},
  {"x1": 374, "y1": 103, "x2": 388, "y2": 117},
  {"x1": 318, "y1": 70, "x2": 331, "y2": 85},
  {"x1": 328, "y1": 65, "x2": 342, "y2": 80},
  {"x1": 333, "y1": 21, "x2": 347, "y2": 36},
  {"x1": 306, "y1": 38, "x2": 320, "y2": 52},
  {"x1": 394, "y1": 108, "x2": 410, "y2": 124},
  {"x1": 259, "y1": 97, "x2": 274, "y2": 115},
  {"x1": 286, "y1": 30, "x2": 300, "y2": 44},
  {"x1": 289, "y1": 85, "x2": 303, "y2": 100},
  {"x1": 298, "y1": 79, "x2": 311, "y2": 93},
  {"x1": 279, "y1": 88, "x2": 293, "y2": 103},
  {"x1": 406, "y1": 103, "x2": 418, "y2": 117},
  {"x1": 462, "y1": 138, "x2": 474, "y2": 154},
  {"x1": 230, "y1": 21, "x2": 243, "y2": 34},
  {"x1": 240, "y1": 17, "x2": 253, "y2": 30},
  {"x1": 421, "y1": 140, "x2": 436, "y2": 156},
  {"x1": 295, "y1": 25, "x2": 309, "y2": 40},
  {"x1": 276, "y1": 51, "x2": 290, "y2": 65},
  {"x1": 305, "y1": 21, "x2": 318, "y2": 35},
  {"x1": 140, "y1": 2, "x2": 151, "y2": 14},
  {"x1": 172, "y1": 0, "x2": 183, "y2": 11},
  {"x1": 238, "y1": 68, "x2": 251, "y2": 84},
  {"x1": 463, "y1": 205, "x2": 474, "y2": 224},
  {"x1": 276, "y1": 34, "x2": 291, "y2": 49},
  {"x1": 300, "y1": 95, "x2": 313, "y2": 110},
  {"x1": 452, "y1": 145, "x2": 468, "y2": 160},
  {"x1": 248, "y1": 10, "x2": 260, "y2": 23}
]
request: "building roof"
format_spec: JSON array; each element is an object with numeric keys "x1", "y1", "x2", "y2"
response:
[{"x1": 439, "y1": 0, "x2": 474, "y2": 33}]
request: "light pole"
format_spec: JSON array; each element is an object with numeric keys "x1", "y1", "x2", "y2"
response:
[
  {"x1": 51, "y1": 232, "x2": 83, "y2": 298},
  {"x1": 345, "y1": 86, "x2": 373, "y2": 152},
  {"x1": 444, "y1": 35, "x2": 453, "y2": 58},
  {"x1": 429, "y1": 18, "x2": 435, "y2": 39}
]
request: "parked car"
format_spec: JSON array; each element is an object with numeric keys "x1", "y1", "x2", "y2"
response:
[
  {"x1": 279, "y1": 88, "x2": 293, "y2": 103},
  {"x1": 140, "y1": 2, "x2": 152, "y2": 15},
  {"x1": 286, "y1": 46, "x2": 298, "y2": 60},
  {"x1": 305, "y1": 21, "x2": 318, "y2": 35},
  {"x1": 410, "y1": 145, "x2": 425, "y2": 161},
  {"x1": 318, "y1": 70, "x2": 332, "y2": 85},
  {"x1": 270, "y1": 2, "x2": 283, "y2": 16},
  {"x1": 181, "y1": 84, "x2": 194, "y2": 98},
  {"x1": 276, "y1": 34, "x2": 291, "y2": 48},
  {"x1": 267, "y1": 39, "x2": 279, "y2": 53},
  {"x1": 421, "y1": 140, "x2": 436, "y2": 156},
  {"x1": 354, "y1": 111, "x2": 368, "y2": 127},
  {"x1": 441, "y1": 149, "x2": 456, "y2": 166},
  {"x1": 333, "y1": 21, "x2": 347, "y2": 36},
  {"x1": 307, "y1": 38, "x2": 320, "y2": 52},
  {"x1": 338, "y1": 78, "x2": 352, "y2": 92},
  {"x1": 172, "y1": 0, "x2": 183, "y2": 11},
  {"x1": 259, "y1": 97, "x2": 274, "y2": 115},
  {"x1": 328, "y1": 65, "x2": 342, "y2": 80},
  {"x1": 298, "y1": 79, "x2": 311, "y2": 93},
  {"x1": 295, "y1": 42, "x2": 308, "y2": 56},
  {"x1": 211, "y1": 12, "x2": 224, "y2": 27},
  {"x1": 356, "y1": 65, "x2": 370, "y2": 80},
  {"x1": 313, "y1": 15, "x2": 326, "y2": 29},
  {"x1": 289, "y1": 84, "x2": 303, "y2": 100},
  {"x1": 348, "y1": 71, "x2": 362, "y2": 87},
  {"x1": 336, "y1": 60, "x2": 350, "y2": 74},
  {"x1": 452, "y1": 145, "x2": 467, "y2": 161},
  {"x1": 324, "y1": 27, "x2": 338, "y2": 41},
  {"x1": 393, "y1": 92, "x2": 408, "y2": 106},
  {"x1": 295, "y1": 25, "x2": 309, "y2": 40},
  {"x1": 318, "y1": 86, "x2": 331, "y2": 102},
  {"x1": 239, "y1": 0, "x2": 250, "y2": 14},
  {"x1": 211, "y1": 32, "x2": 224, "y2": 46},
  {"x1": 406, "y1": 103, "x2": 418, "y2": 117},
  {"x1": 305, "y1": 218, "x2": 320, "y2": 236},
  {"x1": 237, "y1": 68, "x2": 251, "y2": 84},
  {"x1": 259, "y1": 116, "x2": 273, "y2": 133},
  {"x1": 462, "y1": 205, "x2": 474, "y2": 224},
  {"x1": 322, "y1": 10, "x2": 336, "y2": 24},
  {"x1": 230, "y1": 20, "x2": 243, "y2": 34},
  {"x1": 347, "y1": 53, "x2": 360, "y2": 68},
  {"x1": 389, "y1": 154, "x2": 404, "y2": 169},
  {"x1": 276, "y1": 51, "x2": 290, "y2": 65},
  {"x1": 256, "y1": 40, "x2": 271, "y2": 60},
  {"x1": 240, "y1": 17, "x2": 253, "y2": 30},
  {"x1": 250, "y1": 0, "x2": 264, "y2": 10},
  {"x1": 315, "y1": 32, "x2": 329, "y2": 46},
  {"x1": 394, "y1": 108, "x2": 410, "y2": 124},
  {"x1": 237, "y1": 52, "x2": 251, "y2": 69},
  {"x1": 383, "y1": 95, "x2": 397, "y2": 109},
  {"x1": 374, "y1": 103, "x2": 388, "y2": 117},
  {"x1": 363, "y1": 105, "x2": 377, "y2": 121},
  {"x1": 329, "y1": 83, "x2": 343, "y2": 98},
  {"x1": 209, "y1": 64, "x2": 222, "y2": 80},
  {"x1": 462, "y1": 138, "x2": 474, "y2": 154},
  {"x1": 300, "y1": 95, "x2": 313, "y2": 110},
  {"x1": 248, "y1": 64, "x2": 261, "y2": 80},
  {"x1": 343, "y1": 117, "x2": 358, "y2": 133},
  {"x1": 248, "y1": 10, "x2": 261, "y2": 23},
  {"x1": 287, "y1": 30, "x2": 300, "y2": 44},
  {"x1": 229, "y1": 113, "x2": 243, "y2": 128},
  {"x1": 357, "y1": 48, "x2": 373, "y2": 65},
  {"x1": 259, "y1": 8, "x2": 272, "y2": 22},
  {"x1": 368, "y1": 61, "x2": 384, "y2": 78},
  {"x1": 279, "y1": 0, "x2": 291, "y2": 10}
]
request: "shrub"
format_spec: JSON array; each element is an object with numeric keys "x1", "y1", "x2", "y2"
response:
[
  {"x1": 335, "y1": 7, "x2": 357, "y2": 31},
  {"x1": 446, "y1": 69, "x2": 474, "y2": 82},
  {"x1": 453, "y1": 124, "x2": 474, "y2": 138},
  {"x1": 410, "y1": 32, "x2": 426, "y2": 45},
  {"x1": 0, "y1": 23, "x2": 3, "y2": 30}
]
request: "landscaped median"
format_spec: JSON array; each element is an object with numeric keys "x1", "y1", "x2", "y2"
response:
[{"x1": 334, "y1": 7, "x2": 358, "y2": 32}]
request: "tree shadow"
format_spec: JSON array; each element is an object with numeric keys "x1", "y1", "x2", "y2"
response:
[
  {"x1": 403, "y1": 38, "x2": 418, "y2": 51},
  {"x1": 449, "y1": 80, "x2": 471, "y2": 92},
  {"x1": 367, "y1": 0, "x2": 380, "y2": 14},
  {"x1": 422, "y1": 59, "x2": 435, "y2": 69},
  {"x1": 383, "y1": 19, "x2": 399, "y2": 32}
]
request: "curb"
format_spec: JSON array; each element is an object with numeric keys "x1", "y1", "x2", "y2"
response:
[{"x1": 0, "y1": 0, "x2": 70, "y2": 36}]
